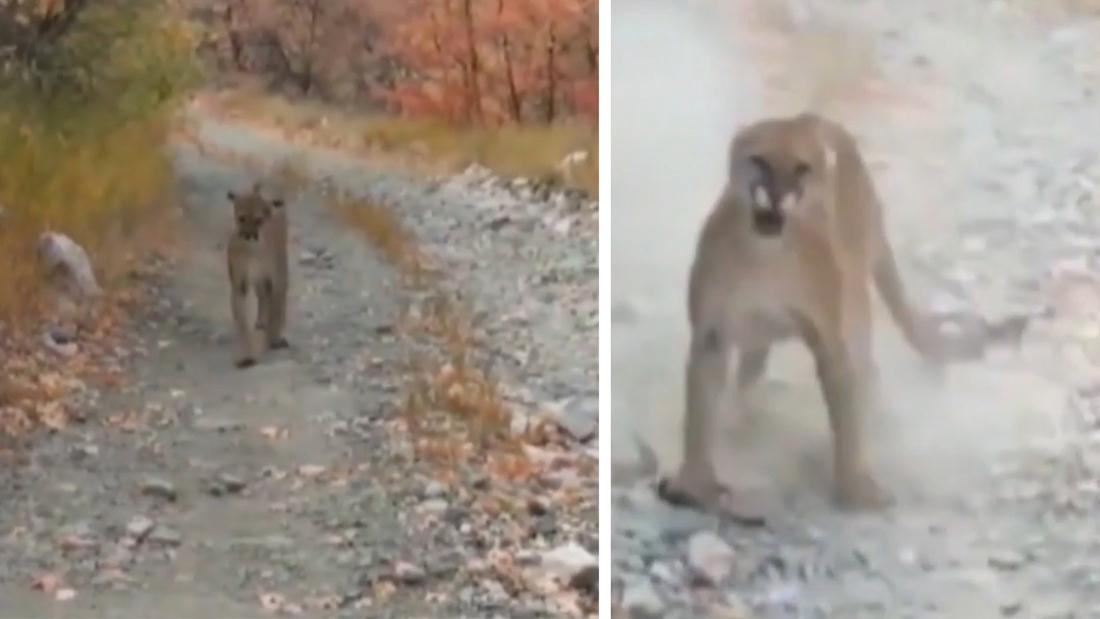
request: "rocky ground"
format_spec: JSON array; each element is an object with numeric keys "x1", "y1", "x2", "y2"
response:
[
  {"x1": 611, "y1": 0, "x2": 1100, "y2": 617},
  {"x1": 0, "y1": 109, "x2": 598, "y2": 616}
]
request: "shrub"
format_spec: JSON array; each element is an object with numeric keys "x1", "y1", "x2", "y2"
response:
[
  {"x1": 374, "y1": 0, "x2": 598, "y2": 126},
  {"x1": 0, "y1": 0, "x2": 198, "y2": 436},
  {"x1": 0, "y1": 0, "x2": 199, "y2": 321}
]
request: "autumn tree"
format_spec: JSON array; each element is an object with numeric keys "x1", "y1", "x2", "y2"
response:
[
  {"x1": 0, "y1": 0, "x2": 197, "y2": 319},
  {"x1": 366, "y1": 0, "x2": 597, "y2": 125},
  {"x1": 189, "y1": 0, "x2": 389, "y2": 102}
]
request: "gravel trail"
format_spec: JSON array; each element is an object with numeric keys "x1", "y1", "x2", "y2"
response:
[
  {"x1": 611, "y1": 0, "x2": 1100, "y2": 617},
  {"x1": 0, "y1": 110, "x2": 598, "y2": 617}
]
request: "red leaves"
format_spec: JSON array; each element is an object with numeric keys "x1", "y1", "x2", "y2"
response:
[
  {"x1": 198, "y1": 0, "x2": 596, "y2": 126},
  {"x1": 31, "y1": 572, "x2": 76, "y2": 601},
  {"x1": 375, "y1": 0, "x2": 598, "y2": 125}
]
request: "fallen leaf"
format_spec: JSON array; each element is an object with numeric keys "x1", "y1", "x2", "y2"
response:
[
  {"x1": 31, "y1": 573, "x2": 63, "y2": 594},
  {"x1": 303, "y1": 594, "x2": 342, "y2": 610},
  {"x1": 371, "y1": 580, "x2": 396, "y2": 601},
  {"x1": 296, "y1": 464, "x2": 325, "y2": 478},
  {"x1": 37, "y1": 401, "x2": 69, "y2": 431},
  {"x1": 96, "y1": 567, "x2": 132, "y2": 583},
  {"x1": 57, "y1": 534, "x2": 95, "y2": 551},
  {"x1": 104, "y1": 410, "x2": 146, "y2": 432},
  {"x1": 260, "y1": 425, "x2": 290, "y2": 442},
  {"x1": 259, "y1": 592, "x2": 286, "y2": 612}
]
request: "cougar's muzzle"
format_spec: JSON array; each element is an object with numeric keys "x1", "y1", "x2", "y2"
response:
[
  {"x1": 236, "y1": 215, "x2": 265, "y2": 241},
  {"x1": 749, "y1": 185, "x2": 797, "y2": 237}
]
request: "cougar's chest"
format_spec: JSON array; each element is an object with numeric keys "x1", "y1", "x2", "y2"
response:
[
  {"x1": 234, "y1": 238, "x2": 275, "y2": 277},
  {"x1": 730, "y1": 303, "x2": 800, "y2": 348},
  {"x1": 726, "y1": 256, "x2": 803, "y2": 347}
]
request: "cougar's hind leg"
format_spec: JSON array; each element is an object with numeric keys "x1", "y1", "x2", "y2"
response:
[{"x1": 802, "y1": 279, "x2": 892, "y2": 512}]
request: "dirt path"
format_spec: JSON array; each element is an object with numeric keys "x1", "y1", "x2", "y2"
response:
[
  {"x1": 0, "y1": 110, "x2": 598, "y2": 617},
  {"x1": 611, "y1": 0, "x2": 1100, "y2": 617}
]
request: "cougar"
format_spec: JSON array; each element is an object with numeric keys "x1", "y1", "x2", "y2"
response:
[
  {"x1": 653, "y1": 112, "x2": 945, "y2": 518},
  {"x1": 226, "y1": 183, "x2": 289, "y2": 368}
]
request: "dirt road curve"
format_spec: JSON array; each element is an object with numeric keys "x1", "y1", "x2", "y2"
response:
[
  {"x1": 0, "y1": 113, "x2": 598, "y2": 617},
  {"x1": 611, "y1": 0, "x2": 1100, "y2": 617}
]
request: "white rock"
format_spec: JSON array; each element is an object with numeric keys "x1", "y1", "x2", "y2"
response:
[
  {"x1": 621, "y1": 578, "x2": 665, "y2": 619},
  {"x1": 423, "y1": 480, "x2": 447, "y2": 498},
  {"x1": 712, "y1": 593, "x2": 755, "y2": 618},
  {"x1": 648, "y1": 559, "x2": 679, "y2": 585},
  {"x1": 417, "y1": 498, "x2": 449, "y2": 515},
  {"x1": 540, "y1": 542, "x2": 597, "y2": 582},
  {"x1": 126, "y1": 515, "x2": 155, "y2": 540},
  {"x1": 686, "y1": 530, "x2": 737, "y2": 587},
  {"x1": 38, "y1": 231, "x2": 102, "y2": 299}
]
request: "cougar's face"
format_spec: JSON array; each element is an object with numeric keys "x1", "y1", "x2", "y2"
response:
[
  {"x1": 228, "y1": 191, "x2": 273, "y2": 241},
  {"x1": 745, "y1": 154, "x2": 812, "y2": 237}
]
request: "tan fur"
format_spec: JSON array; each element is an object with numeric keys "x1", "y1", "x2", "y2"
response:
[
  {"x1": 226, "y1": 182, "x2": 289, "y2": 368},
  {"x1": 654, "y1": 113, "x2": 945, "y2": 517}
]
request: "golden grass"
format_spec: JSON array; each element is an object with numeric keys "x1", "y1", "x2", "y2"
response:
[
  {"x1": 324, "y1": 189, "x2": 563, "y2": 482},
  {"x1": 0, "y1": 116, "x2": 188, "y2": 438},
  {"x1": 0, "y1": 119, "x2": 180, "y2": 316},
  {"x1": 327, "y1": 191, "x2": 436, "y2": 289},
  {"x1": 0, "y1": 3, "x2": 197, "y2": 440},
  {"x1": 195, "y1": 89, "x2": 599, "y2": 198},
  {"x1": 275, "y1": 159, "x2": 519, "y2": 457}
]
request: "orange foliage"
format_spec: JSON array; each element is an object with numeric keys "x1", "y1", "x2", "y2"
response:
[
  {"x1": 190, "y1": 0, "x2": 597, "y2": 125},
  {"x1": 373, "y1": 0, "x2": 598, "y2": 125}
]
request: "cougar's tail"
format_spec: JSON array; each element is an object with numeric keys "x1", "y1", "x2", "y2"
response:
[{"x1": 873, "y1": 242, "x2": 944, "y2": 366}]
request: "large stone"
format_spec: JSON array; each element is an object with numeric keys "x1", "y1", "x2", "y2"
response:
[{"x1": 686, "y1": 531, "x2": 737, "y2": 587}]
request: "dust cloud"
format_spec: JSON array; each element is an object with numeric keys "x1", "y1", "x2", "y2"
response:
[
  {"x1": 608, "y1": 0, "x2": 764, "y2": 469},
  {"x1": 608, "y1": 0, "x2": 1067, "y2": 504}
]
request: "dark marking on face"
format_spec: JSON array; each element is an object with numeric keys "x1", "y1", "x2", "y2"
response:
[
  {"x1": 746, "y1": 155, "x2": 812, "y2": 237},
  {"x1": 237, "y1": 280, "x2": 248, "y2": 297},
  {"x1": 236, "y1": 215, "x2": 264, "y2": 241},
  {"x1": 230, "y1": 187, "x2": 281, "y2": 241}
]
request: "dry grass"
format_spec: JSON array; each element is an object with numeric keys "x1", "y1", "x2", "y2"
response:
[
  {"x1": 0, "y1": 120, "x2": 182, "y2": 315},
  {"x1": 0, "y1": 4, "x2": 196, "y2": 440},
  {"x1": 0, "y1": 209, "x2": 185, "y2": 441},
  {"x1": 324, "y1": 190, "x2": 514, "y2": 444},
  {"x1": 194, "y1": 88, "x2": 599, "y2": 198},
  {"x1": 327, "y1": 191, "x2": 436, "y2": 289},
  {"x1": 0, "y1": 130, "x2": 188, "y2": 438},
  {"x1": 324, "y1": 189, "x2": 578, "y2": 483}
]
